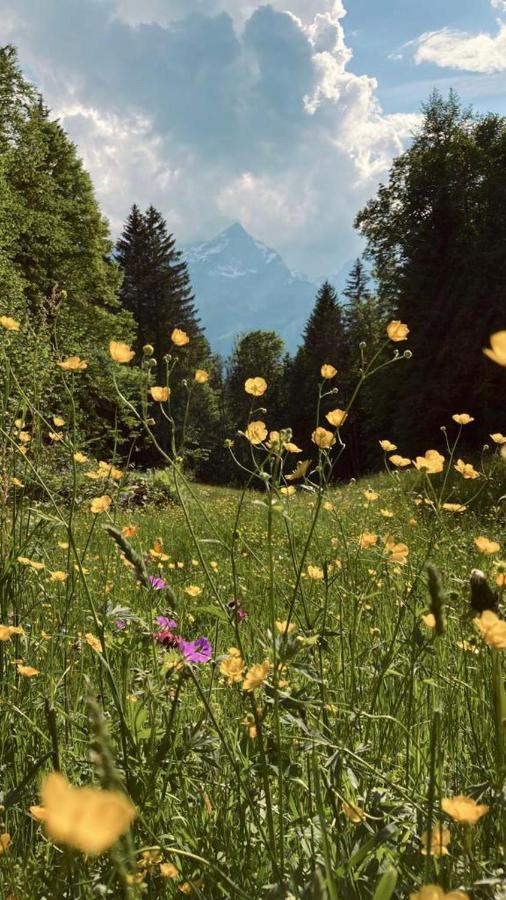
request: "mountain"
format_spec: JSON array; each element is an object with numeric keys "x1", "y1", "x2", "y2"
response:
[{"x1": 184, "y1": 223, "x2": 320, "y2": 355}]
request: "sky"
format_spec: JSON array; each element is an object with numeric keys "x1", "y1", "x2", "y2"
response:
[{"x1": 2, "y1": 0, "x2": 506, "y2": 276}]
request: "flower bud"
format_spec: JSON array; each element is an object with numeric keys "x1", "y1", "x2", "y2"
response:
[
  {"x1": 146, "y1": 358, "x2": 157, "y2": 369},
  {"x1": 142, "y1": 344, "x2": 154, "y2": 357},
  {"x1": 403, "y1": 350, "x2": 413, "y2": 359},
  {"x1": 359, "y1": 341, "x2": 366, "y2": 350},
  {"x1": 146, "y1": 417, "x2": 156, "y2": 426}
]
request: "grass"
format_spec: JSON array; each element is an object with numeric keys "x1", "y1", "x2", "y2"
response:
[{"x1": 0, "y1": 343, "x2": 506, "y2": 898}]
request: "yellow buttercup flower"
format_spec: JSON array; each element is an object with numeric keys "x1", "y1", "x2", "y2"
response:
[
  {"x1": 385, "y1": 540, "x2": 409, "y2": 564},
  {"x1": 358, "y1": 532, "x2": 378, "y2": 549},
  {"x1": 171, "y1": 327, "x2": 190, "y2": 346},
  {"x1": 73, "y1": 452, "x2": 88, "y2": 464},
  {"x1": 49, "y1": 431, "x2": 64, "y2": 443},
  {"x1": 0, "y1": 315, "x2": 20, "y2": 331},
  {"x1": 275, "y1": 620, "x2": 297, "y2": 635},
  {"x1": 379, "y1": 439, "x2": 397, "y2": 452},
  {"x1": 326, "y1": 408, "x2": 347, "y2": 429},
  {"x1": 283, "y1": 441, "x2": 302, "y2": 453},
  {"x1": 483, "y1": 331, "x2": 506, "y2": 366},
  {"x1": 454, "y1": 459, "x2": 479, "y2": 479},
  {"x1": 17, "y1": 557, "x2": 45, "y2": 571},
  {"x1": 413, "y1": 450, "x2": 445, "y2": 474},
  {"x1": 420, "y1": 825, "x2": 451, "y2": 857},
  {"x1": 85, "y1": 633, "x2": 103, "y2": 654},
  {"x1": 490, "y1": 433, "x2": 506, "y2": 444},
  {"x1": 474, "y1": 536, "x2": 500, "y2": 555},
  {"x1": 363, "y1": 489, "x2": 379, "y2": 502},
  {"x1": 320, "y1": 364, "x2": 337, "y2": 379},
  {"x1": 245, "y1": 377, "x2": 267, "y2": 396},
  {"x1": 160, "y1": 862, "x2": 179, "y2": 879},
  {"x1": 342, "y1": 801, "x2": 365, "y2": 823},
  {"x1": 312, "y1": 427, "x2": 335, "y2": 449},
  {"x1": 410, "y1": 886, "x2": 468, "y2": 900},
  {"x1": 442, "y1": 795, "x2": 488, "y2": 825},
  {"x1": 421, "y1": 613, "x2": 436, "y2": 629},
  {"x1": 442, "y1": 503, "x2": 467, "y2": 513},
  {"x1": 286, "y1": 459, "x2": 310, "y2": 481},
  {"x1": 280, "y1": 486, "x2": 296, "y2": 496},
  {"x1": 452, "y1": 413, "x2": 474, "y2": 425},
  {"x1": 389, "y1": 454, "x2": 411, "y2": 467},
  {"x1": 0, "y1": 832, "x2": 11, "y2": 853},
  {"x1": 17, "y1": 664, "x2": 39, "y2": 677},
  {"x1": 387, "y1": 320, "x2": 409, "y2": 341},
  {"x1": 150, "y1": 386, "x2": 170, "y2": 402},
  {"x1": 244, "y1": 421, "x2": 268, "y2": 445},
  {"x1": 243, "y1": 660, "x2": 270, "y2": 692},
  {"x1": 219, "y1": 648, "x2": 245, "y2": 685},
  {"x1": 184, "y1": 585, "x2": 202, "y2": 597},
  {"x1": 39, "y1": 772, "x2": 135, "y2": 855},
  {"x1": 194, "y1": 369, "x2": 209, "y2": 383},
  {"x1": 109, "y1": 341, "x2": 134, "y2": 363},
  {"x1": 0, "y1": 624, "x2": 24, "y2": 641},
  {"x1": 57, "y1": 355, "x2": 88, "y2": 371},
  {"x1": 307, "y1": 565, "x2": 324, "y2": 580},
  {"x1": 49, "y1": 571, "x2": 68, "y2": 583},
  {"x1": 474, "y1": 610, "x2": 506, "y2": 649},
  {"x1": 90, "y1": 495, "x2": 112, "y2": 514}
]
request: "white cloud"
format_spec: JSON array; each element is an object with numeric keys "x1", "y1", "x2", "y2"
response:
[
  {"x1": 491, "y1": 1, "x2": 506, "y2": 12},
  {"x1": 414, "y1": 22, "x2": 506, "y2": 74}
]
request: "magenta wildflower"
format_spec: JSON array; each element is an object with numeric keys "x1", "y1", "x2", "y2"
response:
[
  {"x1": 115, "y1": 619, "x2": 126, "y2": 630},
  {"x1": 156, "y1": 615, "x2": 177, "y2": 629},
  {"x1": 179, "y1": 636, "x2": 212, "y2": 663},
  {"x1": 149, "y1": 575, "x2": 167, "y2": 590}
]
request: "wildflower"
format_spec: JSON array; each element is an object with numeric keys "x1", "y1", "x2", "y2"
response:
[
  {"x1": 342, "y1": 801, "x2": 365, "y2": 823},
  {"x1": 387, "y1": 320, "x2": 409, "y2": 341},
  {"x1": 307, "y1": 565, "x2": 324, "y2": 580},
  {"x1": 454, "y1": 459, "x2": 479, "y2": 479},
  {"x1": 312, "y1": 427, "x2": 335, "y2": 449},
  {"x1": 389, "y1": 454, "x2": 411, "y2": 467},
  {"x1": 420, "y1": 825, "x2": 451, "y2": 857},
  {"x1": 275, "y1": 620, "x2": 296, "y2": 635},
  {"x1": 280, "y1": 486, "x2": 296, "y2": 496},
  {"x1": 474, "y1": 536, "x2": 500, "y2": 555},
  {"x1": 179, "y1": 636, "x2": 212, "y2": 663},
  {"x1": 385, "y1": 540, "x2": 409, "y2": 564},
  {"x1": 220, "y1": 648, "x2": 245, "y2": 685},
  {"x1": 184, "y1": 585, "x2": 202, "y2": 597},
  {"x1": 442, "y1": 503, "x2": 467, "y2": 513},
  {"x1": 0, "y1": 315, "x2": 20, "y2": 331},
  {"x1": 0, "y1": 624, "x2": 24, "y2": 641},
  {"x1": 122, "y1": 525, "x2": 138, "y2": 538},
  {"x1": 49, "y1": 571, "x2": 68, "y2": 583},
  {"x1": 85, "y1": 633, "x2": 103, "y2": 654},
  {"x1": 0, "y1": 833, "x2": 11, "y2": 853},
  {"x1": 325, "y1": 408, "x2": 347, "y2": 428},
  {"x1": 363, "y1": 489, "x2": 379, "y2": 502},
  {"x1": 421, "y1": 613, "x2": 436, "y2": 629},
  {"x1": 244, "y1": 421, "x2": 268, "y2": 445},
  {"x1": 414, "y1": 450, "x2": 445, "y2": 474},
  {"x1": 49, "y1": 431, "x2": 64, "y2": 443},
  {"x1": 243, "y1": 660, "x2": 270, "y2": 691},
  {"x1": 284, "y1": 441, "x2": 302, "y2": 453},
  {"x1": 442, "y1": 795, "x2": 488, "y2": 825},
  {"x1": 154, "y1": 618, "x2": 179, "y2": 648},
  {"x1": 115, "y1": 619, "x2": 126, "y2": 630},
  {"x1": 379, "y1": 439, "x2": 397, "y2": 452},
  {"x1": 39, "y1": 772, "x2": 135, "y2": 855},
  {"x1": 150, "y1": 386, "x2": 170, "y2": 402},
  {"x1": 452, "y1": 413, "x2": 474, "y2": 425},
  {"x1": 10, "y1": 477, "x2": 24, "y2": 488},
  {"x1": 171, "y1": 327, "x2": 190, "y2": 346},
  {"x1": 286, "y1": 459, "x2": 310, "y2": 481},
  {"x1": 490, "y1": 433, "x2": 506, "y2": 444},
  {"x1": 109, "y1": 341, "x2": 135, "y2": 363},
  {"x1": 73, "y1": 452, "x2": 88, "y2": 464},
  {"x1": 57, "y1": 355, "x2": 87, "y2": 371},
  {"x1": 17, "y1": 557, "x2": 45, "y2": 571},
  {"x1": 148, "y1": 576, "x2": 167, "y2": 590},
  {"x1": 18, "y1": 431, "x2": 31, "y2": 443},
  {"x1": 380, "y1": 508, "x2": 394, "y2": 518},
  {"x1": 410, "y1": 887, "x2": 468, "y2": 900},
  {"x1": 474, "y1": 610, "x2": 506, "y2": 649},
  {"x1": 29, "y1": 805, "x2": 47, "y2": 821},
  {"x1": 17, "y1": 664, "x2": 39, "y2": 677},
  {"x1": 321, "y1": 364, "x2": 337, "y2": 378},
  {"x1": 483, "y1": 330, "x2": 506, "y2": 366},
  {"x1": 324, "y1": 501, "x2": 334, "y2": 511},
  {"x1": 242, "y1": 713, "x2": 257, "y2": 738},
  {"x1": 194, "y1": 369, "x2": 209, "y2": 383},
  {"x1": 358, "y1": 532, "x2": 378, "y2": 549},
  {"x1": 244, "y1": 377, "x2": 267, "y2": 396},
  {"x1": 90, "y1": 495, "x2": 112, "y2": 514},
  {"x1": 455, "y1": 640, "x2": 478, "y2": 654},
  {"x1": 160, "y1": 862, "x2": 179, "y2": 879}
]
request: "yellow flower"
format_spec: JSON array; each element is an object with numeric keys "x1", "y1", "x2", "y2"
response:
[
  {"x1": 171, "y1": 327, "x2": 190, "y2": 346},
  {"x1": 85, "y1": 633, "x2": 103, "y2": 654},
  {"x1": 454, "y1": 459, "x2": 479, "y2": 479},
  {"x1": 474, "y1": 536, "x2": 500, "y2": 555},
  {"x1": 121, "y1": 524, "x2": 138, "y2": 538},
  {"x1": 275, "y1": 620, "x2": 296, "y2": 635},
  {"x1": 184, "y1": 585, "x2": 202, "y2": 597},
  {"x1": 286, "y1": 459, "x2": 310, "y2": 481},
  {"x1": 358, "y1": 532, "x2": 377, "y2": 549},
  {"x1": 410, "y1": 886, "x2": 469, "y2": 900},
  {"x1": 53, "y1": 416, "x2": 65, "y2": 427},
  {"x1": 325, "y1": 408, "x2": 347, "y2": 428},
  {"x1": 73, "y1": 452, "x2": 88, "y2": 464},
  {"x1": 220, "y1": 649, "x2": 245, "y2": 685},
  {"x1": 17, "y1": 664, "x2": 39, "y2": 677},
  {"x1": 109, "y1": 340, "x2": 135, "y2": 364},
  {"x1": 49, "y1": 431, "x2": 64, "y2": 443},
  {"x1": 452, "y1": 413, "x2": 474, "y2": 425},
  {"x1": 490, "y1": 433, "x2": 506, "y2": 444},
  {"x1": 0, "y1": 832, "x2": 11, "y2": 854},
  {"x1": 280, "y1": 486, "x2": 296, "y2": 496},
  {"x1": 244, "y1": 377, "x2": 267, "y2": 396},
  {"x1": 389, "y1": 454, "x2": 411, "y2": 468},
  {"x1": 96, "y1": 461, "x2": 123, "y2": 481},
  {"x1": 40, "y1": 772, "x2": 136, "y2": 855},
  {"x1": 379, "y1": 439, "x2": 397, "y2": 452},
  {"x1": 90, "y1": 495, "x2": 112, "y2": 514},
  {"x1": 29, "y1": 804, "x2": 47, "y2": 822},
  {"x1": 18, "y1": 430, "x2": 32, "y2": 443},
  {"x1": 17, "y1": 556, "x2": 45, "y2": 571},
  {"x1": 414, "y1": 450, "x2": 445, "y2": 474},
  {"x1": 307, "y1": 565, "x2": 324, "y2": 580},
  {"x1": 49, "y1": 571, "x2": 68, "y2": 583},
  {"x1": 150, "y1": 386, "x2": 170, "y2": 402},
  {"x1": 442, "y1": 795, "x2": 488, "y2": 825},
  {"x1": 283, "y1": 441, "x2": 302, "y2": 453},
  {"x1": 160, "y1": 862, "x2": 179, "y2": 879},
  {"x1": 0, "y1": 624, "x2": 24, "y2": 641},
  {"x1": 363, "y1": 489, "x2": 379, "y2": 502},
  {"x1": 421, "y1": 613, "x2": 436, "y2": 629},
  {"x1": 474, "y1": 610, "x2": 506, "y2": 649},
  {"x1": 442, "y1": 503, "x2": 467, "y2": 513},
  {"x1": 10, "y1": 477, "x2": 24, "y2": 488},
  {"x1": 243, "y1": 660, "x2": 270, "y2": 692},
  {"x1": 342, "y1": 801, "x2": 365, "y2": 823},
  {"x1": 387, "y1": 320, "x2": 409, "y2": 341},
  {"x1": 57, "y1": 355, "x2": 87, "y2": 371},
  {"x1": 312, "y1": 427, "x2": 335, "y2": 449},
  {"x1": 420, "y1": 825, "x2": 451, "y2": 857},
  {"x1": 385, "y1": 541, "x2": 409, "y2": 564},
  {"x1": 483, "y1": 330, "x2": 506, "y2": 366},
  {"x1": 0, "y1": 315, "x2": 20, "y2": 331},
  {"x1": 320, "y1": 364, "x2": 337, "y2": 379},
  {"x1": 244, "y1": 421, "x2": 268, "y2": 445},
  {"x1": 194, "y1": 369, "x2": 209, "y2": 383}
]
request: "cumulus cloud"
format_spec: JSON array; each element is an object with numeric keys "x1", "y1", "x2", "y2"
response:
[
  {"x1": 414, "y1": 20, "x2": 506, "y2": 74},
  {"x1": 3, "y1": 0, "x2": 419, "y2": 274}
]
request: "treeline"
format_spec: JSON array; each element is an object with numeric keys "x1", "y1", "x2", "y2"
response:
[{"x1": 1, "y1": 46, "x2": 505, "y2": 483}]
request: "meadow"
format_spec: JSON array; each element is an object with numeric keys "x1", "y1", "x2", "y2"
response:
[{"x1": 0, "y1": 322, "x2": 506, "y2": 900}]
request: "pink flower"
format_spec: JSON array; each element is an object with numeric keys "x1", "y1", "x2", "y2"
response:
[{"x1": 179, "y1": 636, "x2": 212, "y2": 663}]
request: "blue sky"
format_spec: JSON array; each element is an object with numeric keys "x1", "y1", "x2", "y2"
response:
[{"x1": 3, "y1": 0, "x2": 506, "y2": 276}]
